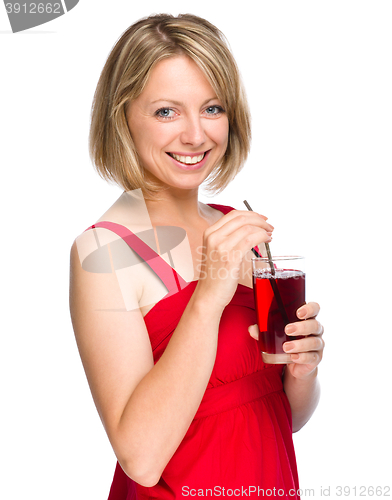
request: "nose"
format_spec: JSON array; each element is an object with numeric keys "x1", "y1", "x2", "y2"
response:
[{"x1": 180, "y1": 114, "x2": 206, "y2": 146}]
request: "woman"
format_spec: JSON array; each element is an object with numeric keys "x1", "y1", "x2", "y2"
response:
[{"x1": 69, "y1": 13, "x2": 324, "y2": 499}]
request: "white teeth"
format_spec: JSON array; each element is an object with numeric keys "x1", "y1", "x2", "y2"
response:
[{"x1": 171, "y1": 153, "x2": 205, "y2": 164}]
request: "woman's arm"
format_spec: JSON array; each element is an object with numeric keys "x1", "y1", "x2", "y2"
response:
[
  {"x1": 70, "y1": 211, "x2": 273, "y2": 487},
  {"x1": 70, "y1": 240, "x2": 222, "y2": 487},
  {"x1": 283, "y1": 366, "x2": 320, "y2": 432}
]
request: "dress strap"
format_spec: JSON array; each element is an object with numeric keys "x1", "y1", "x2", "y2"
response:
[
  {"x1": 85, "y1": 221, "x2": 188, "y2": 294},
  {"x1": 207, "y1": 203, "x2": 235, "y2": 215}
]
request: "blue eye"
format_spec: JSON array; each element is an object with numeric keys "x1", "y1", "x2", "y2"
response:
[
  {"x1": 205, "y1": 105, "x2": 225, "y2": 116},
  {"x1": 155, "y1": 108, "x2": 175, "y2": 119}
]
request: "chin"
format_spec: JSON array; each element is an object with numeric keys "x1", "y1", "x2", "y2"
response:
[
  {"x1": 171, "y1": 175, "x2": 211, "y2": 191},
  {"x1": 154, "y1": 172, "x2": 212, "y2": 192}
]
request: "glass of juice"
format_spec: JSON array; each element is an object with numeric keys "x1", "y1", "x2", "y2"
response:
[{"x1": 252, "y1": 256, "x2": 306, "y2": 364}]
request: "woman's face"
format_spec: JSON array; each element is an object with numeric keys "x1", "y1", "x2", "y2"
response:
[{"x1": 126, "y1": 56, "x2": 229, "y2": 193}]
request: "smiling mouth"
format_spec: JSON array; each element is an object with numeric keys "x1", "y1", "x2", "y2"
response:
[{"x1": 167, "y1": 152, "x2": 207, "y2": 165}]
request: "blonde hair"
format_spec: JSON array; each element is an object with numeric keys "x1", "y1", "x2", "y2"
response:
[{"x1": 89, "y1": 13, "x2": 251, "y2": 197}]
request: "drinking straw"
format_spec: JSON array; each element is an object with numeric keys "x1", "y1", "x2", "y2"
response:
[
  {"x1": 243, "y1": 200, "x2": 275, "y2": 276},
  {"x1": 243, "y1": 200, "x2": 289, "y2": 324}
]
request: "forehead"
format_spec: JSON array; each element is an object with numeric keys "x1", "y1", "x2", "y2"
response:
[{"x1": 139, "y1": 55, "x2": 217, "y2": 103}]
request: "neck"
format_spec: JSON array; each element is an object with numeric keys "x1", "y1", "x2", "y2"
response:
[{"x1": 145, "y1": 187, "x2": 208, "y2": 226}]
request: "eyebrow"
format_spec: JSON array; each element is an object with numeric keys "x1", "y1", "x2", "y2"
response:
[{"x1": 151, "y1": 97, "x2": 219, "y2": 106}]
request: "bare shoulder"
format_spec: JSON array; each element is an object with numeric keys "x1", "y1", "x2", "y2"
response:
[
  {"x1": 74, "y1": 190, "x2": 153, "y2": 242},
  {"x1": 70, "y1": 190, "x2": 170, "y2": 315},
  {"x1": 68, "y1": 189, "x2": 155, "y2": 312}
]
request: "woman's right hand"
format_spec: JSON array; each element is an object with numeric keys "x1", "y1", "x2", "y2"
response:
[{"x1": 196, "y1": 210, "x2": 274, "y2": 308}]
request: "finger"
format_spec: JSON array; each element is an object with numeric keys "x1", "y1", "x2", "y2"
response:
[
  {"x1": 204, "y1": 211, "x2": 274, "y2": 238},
  {"x1": 285, "y1": 318, "x2": 324, "y2": 337},
  {"x1": 203, "y1": 227, "x2": 272, "y2": 267},
  {"x1": 216, "y1": 225, "x2": 273, "y2": 256},
  {"x1": 290, "y1": 351, "x2": 321, "y2": 366},
  {"x1": 296, "y1": 302, "x2": 320, "y2": 320},
  {"x1": 248, "y1": 324, "x2": 259, "y2": 340},
  {"x1": 283, "y1": 335, "x2": 324, "y2": 354},
  {"x1": 215, "y1": 214, "x2": 274, "y2": 239}
]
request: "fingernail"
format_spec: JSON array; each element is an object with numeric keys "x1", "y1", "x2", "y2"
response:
[
  {"x1": 283, "y1": 342, "x2": 294, "y2": 352},
  {"x1": 258, "y1": 214, "x2": 268, "y2": 220},
  {"x1": 285, "y1": 325, "x2": 297, "y2": 335},
  {"x1": 297, "y1": 307, "x2": 307, "y2": 319},
  {"x1": 291, "y1": 354, "x2": 300, "y2": 361}
]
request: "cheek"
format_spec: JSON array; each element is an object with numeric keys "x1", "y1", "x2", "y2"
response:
[
  {"x1": 130, "y1": 126, "x2": 160, "y2": 157},
  {"x1": 213, "y1": 118, "x2": 230, "y2": 147},
  {"x1": 137, "y1": 123, "x2": 178, "y2": 151}
]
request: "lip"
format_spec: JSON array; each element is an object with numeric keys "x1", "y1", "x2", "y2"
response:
[{"x1": 166, "y1": 150, "x2": 211, "y2": 171}]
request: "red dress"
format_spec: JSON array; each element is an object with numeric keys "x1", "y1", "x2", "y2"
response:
[{"x1": 88, "y1": 204, "x2": 300, "y2": 500}]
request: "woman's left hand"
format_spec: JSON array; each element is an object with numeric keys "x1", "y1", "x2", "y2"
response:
[{"x1": 249, "y1": 302, "x2": 324, "y2": 379}]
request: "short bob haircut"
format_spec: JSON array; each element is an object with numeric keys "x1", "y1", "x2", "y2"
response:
[{"x1": 89, "y1": 13, "x2": 251, "y2": 197}]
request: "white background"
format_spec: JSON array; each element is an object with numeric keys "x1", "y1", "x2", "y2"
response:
[{"x1": 1, "y1": 1, "x2": 391, "y2": 498}]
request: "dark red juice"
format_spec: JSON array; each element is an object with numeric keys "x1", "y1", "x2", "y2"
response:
[{"x1": 253, "y1": 269, "x2": 305, "y2": 354}]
